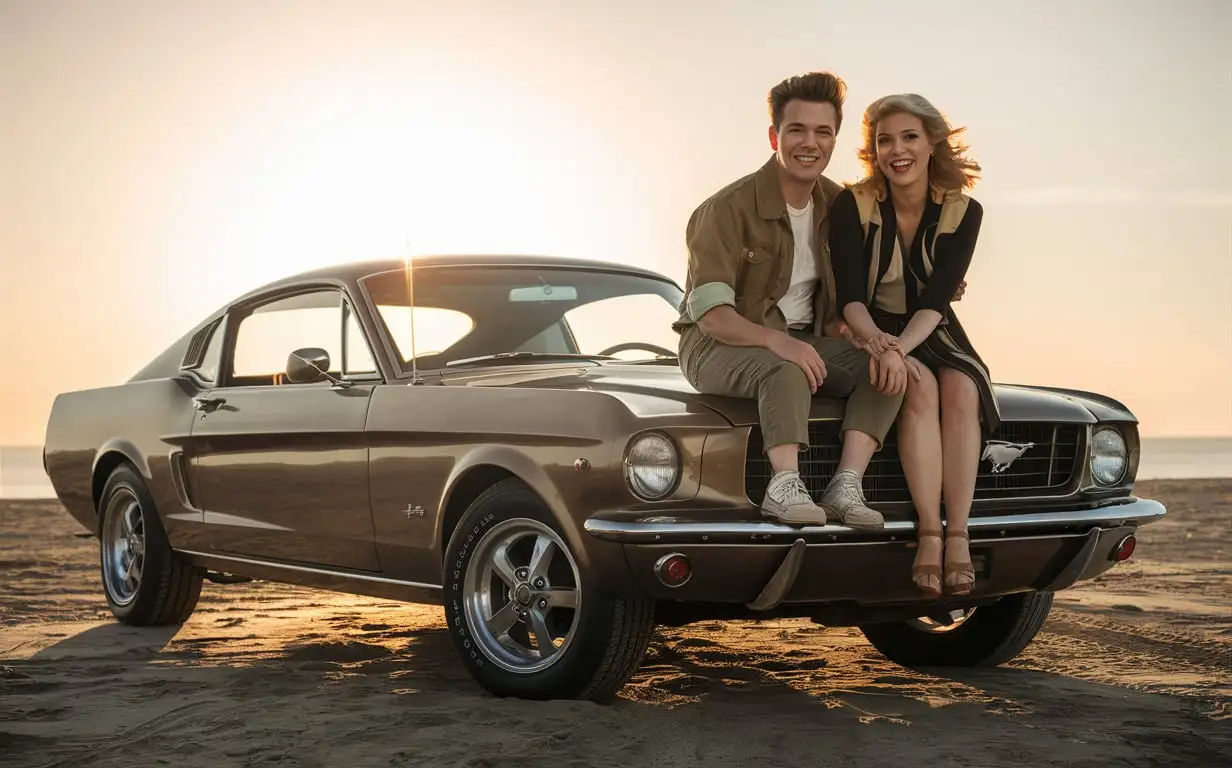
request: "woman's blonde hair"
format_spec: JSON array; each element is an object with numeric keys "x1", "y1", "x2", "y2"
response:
[{"x1": 857, "y1": 93, "x2": 981, "y2": 193}]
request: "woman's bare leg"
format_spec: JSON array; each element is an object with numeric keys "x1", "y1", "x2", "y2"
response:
[
  {"x1": 938, "y1": 367, "x2": 981, "y2": 594},
  {"x1": 897, "y1": 364, "x2": 943, "y2": 595}
]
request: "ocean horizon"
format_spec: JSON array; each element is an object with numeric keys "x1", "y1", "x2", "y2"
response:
[{"x1": 3, "y1": 437, "x2": 1231, "y2": 500}]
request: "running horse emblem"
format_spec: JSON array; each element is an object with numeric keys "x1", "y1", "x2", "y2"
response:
[{"x1": 981, "y1": 440, "x2": 1036, "y2": 473}]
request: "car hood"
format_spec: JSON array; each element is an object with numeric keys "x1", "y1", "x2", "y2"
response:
[{"x1": 437, "y1": 361, "x2": 1137, "y2": 426}]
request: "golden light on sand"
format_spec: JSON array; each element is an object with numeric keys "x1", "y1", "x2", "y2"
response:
[{"x1": 2, "y1": 482, "x2": 1229, "y2": 764}]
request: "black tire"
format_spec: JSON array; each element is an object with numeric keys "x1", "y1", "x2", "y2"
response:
[
  {"x1": 859, "y1": 591, "x2": 1054, "y2": 668},
  {"x1": 442, "y1": 478, "x2": 656, "y2": 702},
  {"x1": 98, "y1": 463, "x2": 203, "y2": 626}
]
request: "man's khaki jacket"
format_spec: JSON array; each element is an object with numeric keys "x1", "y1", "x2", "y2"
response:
[{"x1": 673, "y1": 155, "x2": 845, "y2": 336}]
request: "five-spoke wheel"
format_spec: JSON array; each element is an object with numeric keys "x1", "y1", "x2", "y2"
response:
[
  {"x1": 101, "y1": 491, "x2": 146, "y2": 607},
  {"x1": 463, "y1": 519, "x2": 581, "y2": 674},
  {"x1": 444, "y1": 478, "x2": 656, "y2": 701}
]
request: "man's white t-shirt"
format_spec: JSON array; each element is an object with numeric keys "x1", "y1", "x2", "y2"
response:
[{"x1": 777, "y1": 198, "x2": 818, "y2": 328}]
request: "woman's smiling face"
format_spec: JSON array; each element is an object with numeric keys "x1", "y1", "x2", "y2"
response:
[{"x1": 875, "y1": 111, "x2": 931, "y2": 189}]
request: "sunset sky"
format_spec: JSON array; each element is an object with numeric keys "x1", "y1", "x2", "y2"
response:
[{"x1": 2, "y1": 0, "x2": 1229, "y2": 445}]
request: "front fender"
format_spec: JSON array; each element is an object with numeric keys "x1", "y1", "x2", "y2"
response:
[{"x1": 436, "y1": 443, "x2": 638, "y2": 595}]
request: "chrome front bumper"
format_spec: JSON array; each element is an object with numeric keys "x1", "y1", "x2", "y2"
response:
[
  {"x1": 583, "y1": 498, "x2": 1166, "y2": 545},
  {"x1": 583, "y1": 498, "x2": 1165, "y2": 609}
]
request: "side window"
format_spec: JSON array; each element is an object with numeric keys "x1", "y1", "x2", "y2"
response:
[
  {"x1": 343, "y1": 303, "x2": 378, "y2": 375},
  {"x1": 227, "y1": 289, "x2": 367, "y2": 386}
]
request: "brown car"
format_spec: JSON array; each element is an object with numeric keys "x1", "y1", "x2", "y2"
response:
[{"x1": 42, "y1": 255, "x2": 1165, "y2": 701}]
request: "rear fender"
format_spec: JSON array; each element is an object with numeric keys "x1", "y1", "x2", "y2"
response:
[
  {"x1": 93, "y1": 439, "x2": 151, "y2": 484},
  {"x1": 90, "y1": 441, "x2": 151, "y2": 531}
]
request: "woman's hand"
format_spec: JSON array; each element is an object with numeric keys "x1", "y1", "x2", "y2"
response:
[{"x1": 863, "y1": 331, "x2": 900, "y2": 358}]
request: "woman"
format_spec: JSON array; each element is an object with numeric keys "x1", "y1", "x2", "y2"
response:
[{"x1": 828, "y1": 93, "x2": 1001, "y2": 598}]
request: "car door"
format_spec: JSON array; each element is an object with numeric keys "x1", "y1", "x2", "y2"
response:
[{"x1": 188, "y1": 286, "x2": 383, "y2": 572}]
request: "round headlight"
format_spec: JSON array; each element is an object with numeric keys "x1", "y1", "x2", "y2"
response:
[
  {"x1": 1090, "y1": 427, "x2": 1127, "y2": 485},
  {"x1": 624, "y1": 433, "x2": 679, "y2": 500}
]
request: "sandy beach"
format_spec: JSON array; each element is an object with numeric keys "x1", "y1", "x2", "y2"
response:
[{"x1": 1, "y1": 479, "x2": 1228, "y2": 767}]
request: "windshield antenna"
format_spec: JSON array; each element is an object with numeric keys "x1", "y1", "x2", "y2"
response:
[{"x1": 404, "y1": 236, "x2": 423, "y2": 385}]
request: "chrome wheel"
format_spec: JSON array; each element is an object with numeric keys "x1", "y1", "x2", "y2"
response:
[
  {"x1": 462, "y1": 518, "x2": 581, "y2": 674},
  {"x1": 102, "y1": 489, "x2": 145, "y2": 606},
  {"x1": 908, "y1": 607, "x2": 976, "y2": 633}
]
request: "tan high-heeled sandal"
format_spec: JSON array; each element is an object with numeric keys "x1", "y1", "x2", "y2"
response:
[
  {"x1": 912, "y1": 528, "x2": 943, "y2": 598},
  {"x1": 945, "y1": 529, "x2": 975, "y2": 595}
]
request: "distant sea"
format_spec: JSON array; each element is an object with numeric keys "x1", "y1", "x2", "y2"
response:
[{"x1": 3, "y1": 438, "x2": 1231, "y2": 500}]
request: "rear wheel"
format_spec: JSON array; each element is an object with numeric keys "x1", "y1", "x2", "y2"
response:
[
  {"x1": 442, "y1": 478, "x2": 656, "y2": 702},
  {"x1": 98, "y1": 464, "x2": 203, "y2": 625},
  {"x1": 859, "y1": 591, "x2": 1054, "y2": 668}
]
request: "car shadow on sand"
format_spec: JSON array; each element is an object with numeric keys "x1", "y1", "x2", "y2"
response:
[
  {"x1": 4, "y1": 619, "x2": 1229, "y2": 767},
  {"x1": 925, "y1": 666, "x2": 1231, "y2": 762},
  {"x1": 23, "y1": 622, "x2": 181, "y2": 662}
]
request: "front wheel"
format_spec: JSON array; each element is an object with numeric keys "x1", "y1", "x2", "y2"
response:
[
  {"x1": 442, "y1": 478, "x2": 656, "y2": 702},
  {"x1": 859, "y1": 591, "x2": 1054, "y2": 668}
]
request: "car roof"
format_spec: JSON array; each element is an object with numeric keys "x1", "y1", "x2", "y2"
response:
[
  {"x1": 243, "y1": 254, "x2": 676, "y2": 296},
  {"x1": 282, "y1": 255, "x2": 670, "y2": 288}
]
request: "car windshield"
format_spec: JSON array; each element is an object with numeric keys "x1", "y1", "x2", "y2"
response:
[{"x1": 357, "y1": 263, "x2": 685, "y2": 372}]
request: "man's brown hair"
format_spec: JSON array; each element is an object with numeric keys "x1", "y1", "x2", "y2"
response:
[{"x1": 767, "y1": 72, "x2": 847, "y2": 132}]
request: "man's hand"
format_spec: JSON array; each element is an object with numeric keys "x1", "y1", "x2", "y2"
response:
[
  {"x1": 904, "y1": 355, "x2": 926, "y2": 383},
  {"x1": 768, "y1": 332, "x2": 827, "y2": 393},
  {"x1": 821, "y1": 318, "x2": 848, "y2": 339},
  {"x1": 868, "y1": 349, "x2": 908, "y2": 396},
  {"x1": 953, "y1": 280, "x2": 967, "y2": 301},
  {"x1": 822, "y1": 319, "x2": 865, "y2": 349}
]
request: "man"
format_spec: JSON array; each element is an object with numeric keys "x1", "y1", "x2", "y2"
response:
[{"x1": 673, "y1": 71, "x2": 915, "y2": 529}]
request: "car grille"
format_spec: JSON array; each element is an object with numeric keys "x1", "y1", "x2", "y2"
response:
[{"x1": 745, "y1": 421, "x2": 1082, "y2": 504}]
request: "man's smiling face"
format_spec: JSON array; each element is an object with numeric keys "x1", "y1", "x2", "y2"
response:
[{"x1": 770, "y1": 99, "x2": 838, "y2": 185}]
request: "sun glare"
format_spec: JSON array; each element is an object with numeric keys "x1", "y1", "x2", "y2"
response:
[{"x1": 186, "y1": 73, "x2": 633, "y2": 316}]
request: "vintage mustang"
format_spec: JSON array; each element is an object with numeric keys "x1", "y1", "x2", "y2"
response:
[{"x1": 42, "y1": 255, "x2": 1165, "y2": 701}]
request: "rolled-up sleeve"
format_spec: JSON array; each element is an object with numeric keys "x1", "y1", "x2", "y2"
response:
[
  {"x1": 828, "y1": 188, "x2": 867, "y2": 308},
  {"x1": 683, "y1": 198, "x2": 742, "y2": 321}
]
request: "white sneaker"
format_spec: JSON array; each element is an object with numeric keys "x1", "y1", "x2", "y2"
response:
[
  {"x1": 761, "y1": 470, "x2": 828, "y2": 526},
  {"x1": 818, "y1": 469, "x2": 885, "y2": 529}
]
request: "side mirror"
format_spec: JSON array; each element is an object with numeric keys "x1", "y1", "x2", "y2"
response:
[{"x1": 286, "y1": 347, "x2": 331, "y2": 384}]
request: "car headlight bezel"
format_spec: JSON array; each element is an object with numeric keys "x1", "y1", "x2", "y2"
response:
[
  {"x1": 1089, "y1": 425, "x2": 1128, "y2": 486},
  {"x1": 623, "y1": 431, "x2": 680, "y2": 501}
]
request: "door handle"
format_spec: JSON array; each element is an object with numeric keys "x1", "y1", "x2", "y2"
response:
[{"x1": 192, "y1": 395, "x2": 227, "y2": 413}]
